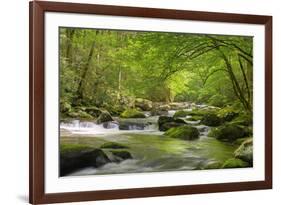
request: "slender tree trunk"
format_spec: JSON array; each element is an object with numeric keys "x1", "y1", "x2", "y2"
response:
[
  {"x1": 238, "y1": 55, "x2": 251, "y2": 105},
  {"x1": 76, "y1": 31, "x2": 99, "y2": 101},
  {"x1": 219, "y1": 49, "x2": 252, "y2": 112},
  {"x1": 117, "y1": 68, "x2": 122, "y2": 100},
  {"x1": 65, "y1": 29, "x2": 75, "y2": 65}
]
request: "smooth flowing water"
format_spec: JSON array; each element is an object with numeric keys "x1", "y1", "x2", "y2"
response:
[{"x1": 60, "y1": 110, "x2": 237, "y2": 176}]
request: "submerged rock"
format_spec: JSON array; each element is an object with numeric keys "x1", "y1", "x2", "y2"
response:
[
  {"x1": 120, "y1": 109, "x2": 146, "y2": 118},
  {"x1": 100, "y1": 142, "x2": 129, "y2": 149},
  {"x1": 222, "y1": 158, "x2": 250, "y2": 168},
  {"x1": 60, "y1": 145, "x2": 110, "y2": 176},
  {"x1": 234, "y1": 138, "x2": 253, "y2": 165},
  {"x1": 111, "y1": 150, "x2": 133, "y2": 160},
  {"x1": 96, "y1": 111, "x2": 113, "y2": 124},
  {"x1": 164, "y1": 125, "x2": 199, "y2": 140}
]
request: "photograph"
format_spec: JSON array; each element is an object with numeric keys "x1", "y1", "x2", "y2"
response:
[{"x1": 59, "y1": 27, "x2": 254, "y2": 177}]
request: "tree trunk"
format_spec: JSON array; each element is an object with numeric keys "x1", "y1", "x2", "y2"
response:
[{"x1": 76, "y1": 31, "x2": 99, "y2": 101}]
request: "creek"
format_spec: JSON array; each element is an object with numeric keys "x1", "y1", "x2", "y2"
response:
[{"x1": 60, "y1": 108, "x2": 237, "y2": 176}]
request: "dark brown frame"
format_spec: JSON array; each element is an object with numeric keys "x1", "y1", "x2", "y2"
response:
[{"x1": 29, "y1": 1, "x2": 272, "y2": 204}]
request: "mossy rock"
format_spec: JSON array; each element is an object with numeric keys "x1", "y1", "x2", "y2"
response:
[
  {"x1": 160, "y1": 122, "x2": 186, "y2": 131},
  {"x1": 158, "y1": 116, "x2": 186, "y2": 131},
  {"x1": 187, "y1": 115, "x2": 203, "y2": 121},
  {"x1": 68, "y1": 110, "x2": 93, "y2": 120},
  {"x1": 60, "y1": 144, "x2": 110, "y2": 176},
  {"x1": 201, "y1": 113, "x2": 222, "y2": 126},
  {"x1": 173, "y1": 110, "x2": 190, "y2": 118},
  {"x1": 111, "y1": 150, "x2": 133, "y2": 160},
  {"x1": 135, "y1": 98, "x2": 153, "y2": 111},
  {"x1": 120, "y1": 109, "x2": 146, "y2": 118},
  {"x1": 234, "y1": 138, "x2": 253, "y2": 165},
  {"x1": 100, "y1": 142, "x2": 128, "y2": 149},
  {"x1": 158, "y1": 116, "x2": 174, "y2": 125},
  {"x1": 60, "y1": 143, "x2": 93, "y2": 155},
  {"x1": 217, "y1": 106, "x2": 239, "y2": 122},
  {"x1": 186, "y1": 109, "x2": 215, "y2": 116},
  {"x1": 208, "y1": 124, "x2": 246, "y2": 142},
  {"x1": 96, "y1": 111, "x2": 113, "y2": 124},
  {"x1": 222, "y1": 158, "x2": 250, "y2": 168},
  {"x1": 164, "y1": 126, "x2": 199, "y2": 140}
]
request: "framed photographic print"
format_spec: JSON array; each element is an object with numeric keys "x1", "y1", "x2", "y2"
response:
[{"x1": 29, "y1": 1, "x2": 272, "y2": 204}]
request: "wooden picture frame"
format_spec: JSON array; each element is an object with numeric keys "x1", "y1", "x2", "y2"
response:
[{"x1": 29, "y1": 1, "x2": 272, "y2": 204}]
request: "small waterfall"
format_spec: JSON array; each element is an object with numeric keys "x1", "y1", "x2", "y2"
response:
[{"x1": 60, "y1": 120, "x2": 119, "y2": 135}]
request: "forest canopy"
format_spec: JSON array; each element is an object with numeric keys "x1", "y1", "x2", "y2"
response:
[{"x1": 59, "y1": 27, "x2": 253, "y2": 117}]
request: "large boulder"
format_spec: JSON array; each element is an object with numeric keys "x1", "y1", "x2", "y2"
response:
[
  {"x1": 222, "y1": 158, "x2": 250, "y2": 168},
  {"x1": 160, "y1": 122, "x2": 186, "y2": 131},
  {"x1": 60, "y1": 144, "x2": 110, "y2": 176},
  {"x1": 158, "y1": 116, "x2": 186, "y2": 131},
  {"x1": 164, "y1": 125, "x2": 199, "y2": 140},
  {"x1": 120, "y1": 109, "x2": 146, "y2": 118},
  {"x1": 135, "y1": 98, "x2": 153, "y2": 111},
  {"x1": 234, "y1": 138, "x2": 253, "y2": 165},
  {"x1": 208, "y1": 124, "x2": 247, "y2": 142},
  {"x1": 158, "y1": 116, "x2": 174, "y2": 126},
  {"x1": 201, "y1": 114, "x2": 222, "y2": 126},
  {"x1": 96, "y1": 111, "x2": 113, "y2": 124}
]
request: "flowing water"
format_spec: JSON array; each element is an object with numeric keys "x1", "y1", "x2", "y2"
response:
[{"x1": 60, "y1": 109, "x2": 237, "y2": 176}]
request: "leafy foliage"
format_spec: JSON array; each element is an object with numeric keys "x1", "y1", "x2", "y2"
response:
[{"x1": 59, "y1": 27, "x2": 253, "y2": 116}]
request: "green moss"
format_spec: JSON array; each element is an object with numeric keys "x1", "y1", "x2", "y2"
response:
[
  {"x1": 187, "y1": 115, "x2": 202, "y2": 121},
  {"x1": 234, "y1": 138, "x2": 253, "y2": 165},
  {"x1": 68, "y1": 110, "x2": 93, "y2": 120},
  {"x1": 222, "y1": 158, "x2": 249, "y2": 168},
  {"x1": 230, "y1": 112, "x2": 252, "y2": 126},
  {"x1": 186, "y1": 109, "x2": 215, "y2": 116},
  {"x1": 201, "y1": 114, "x2": 222, "y2": 126},
  {"x1": 100, "y1": 142, "x2": 129, "y2": 149},
  {"x1": 164, "y1": 126, "x2": 199, "y2": 140},
  {"x1": 173, "y1": 110, "x2": 190, "y2": 118},
  {"x1": 111, "y1": 150, "x2": 133, "y2": 159},
  {"x1": 217, "y1": 106, "x2": 239, "y2": 122},
  {"x1": 120, "y1": 109, "x2": 146, "y2": 118},
  {"x1": 208, "y1": 124, "x2": 246, "y2": 142},
  {"x1": 60, "y1": 143, "x2": 93, "y2": 155}
]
